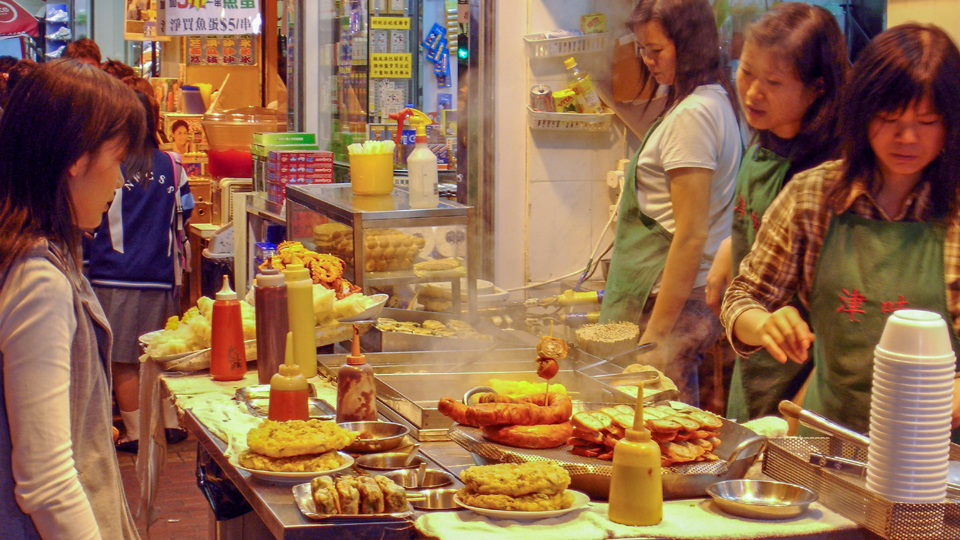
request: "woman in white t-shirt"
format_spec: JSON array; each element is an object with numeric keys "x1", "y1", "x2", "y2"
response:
[{"x1": 600, "y1": 0, "x2": 742, "y2": 406}]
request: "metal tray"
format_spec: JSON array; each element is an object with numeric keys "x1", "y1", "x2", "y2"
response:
[
  {"x1": 243, "y1": 398, "x2": 334, "y2": 420},
  {"x1": 448, "y1": 417, "x2": 766, "y2": 501},
  {"x1": 235, "y1": 384, "x2": 318, "y2": 401},
  {"x1": 360, "y1": 308, "x2": 498, "y2": 352},
  {"x1": 292, "y1": 482, "x2": 415, "y2": 521},
  {"x1": 765, "y1": 436, "x2": 960, "y2": 540},
  {"x1": 318, "y1": 348, "x2": 677, "y2": 440}
]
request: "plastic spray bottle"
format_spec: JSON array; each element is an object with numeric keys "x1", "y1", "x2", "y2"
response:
[
  {"x1": 268, "y1": 332, "x2": 310, "y2": 421},
  {"x1": 210, "y1": 275, "x2": 247, "y2": 381},
  {"x1": 390, "y1": 108, "x2": 439, "y2": 209},
  {"x1": 565, "y1": 57, "x2": 603, "y2": 114},
  {"x1": 608, "y1": 383, "x2": 663, "y2": 525},
  {"x1": 282, "y1": 256, "x2": 318, "y2": 378},
  {"x1": 254, "y1": 264, "x2": 289, "y2": 384},
  {"x1": 336, "y1": 325, "x2": 377, "y2": 422}
]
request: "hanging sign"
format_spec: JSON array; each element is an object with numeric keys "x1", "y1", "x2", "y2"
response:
[
  {"x1": 157, "y1": 0, "x2": 262, "y2": 36},
  {"x1": 370, "y1": 53, "x2": 412, "y2": 78},
  {"x1": 0, "y1": 1, "x2": 38, "y2": 38},
  {"x1": 370, "y1": 17, "x2": 409, "y2": 30}
]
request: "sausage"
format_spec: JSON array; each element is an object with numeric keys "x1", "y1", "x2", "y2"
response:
[
  {"x1": 437, "y1": 393, "x2": 573, "y2": 427},
  {"x1": 481, "y1": 422, "x2": 573, "y2": 449}
]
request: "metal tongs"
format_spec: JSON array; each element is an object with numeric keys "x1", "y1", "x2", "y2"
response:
[{"x1": 779, "y1": 400, "x2": 960, "y2": 497}]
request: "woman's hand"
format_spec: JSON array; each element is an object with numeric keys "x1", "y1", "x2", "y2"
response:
[
  {"x1": 706, "y1": 237, "x2": 732, "y2": 316},
  {"x1": 734, "y1": 306, "x2": 815, "y2": 364}
]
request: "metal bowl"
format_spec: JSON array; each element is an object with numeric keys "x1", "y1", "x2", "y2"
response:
[
  {"x1": 355, "y1": 452, "x2": 427, "y2": 470},
  {"x1": 410, "y1": 488, "x2": 459, "y2": 510},
  {"x1": 706, "y1": 480, "x2": 817, "y2": 520},
  {"x1": 383, "y1": 468, "x2": 455, "y2": 489},
  {"x1": 339, "y1": 421, "x2": 410, "y2": 453}
]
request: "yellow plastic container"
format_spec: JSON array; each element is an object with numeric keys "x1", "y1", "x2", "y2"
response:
[
  {"x1": 353, "y1": 194, "x2": 395, "y2": 211},
  {"x1": 349, "y1": 152, "x2": 395, "y2": 195}
]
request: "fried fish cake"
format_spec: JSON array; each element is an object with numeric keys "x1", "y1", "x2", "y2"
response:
[
  {"x1": 459, "y1": 461, "x2": 570, "y2": 497},
  {"x1": 456, "y1": 489, "x2": 574, "y2": 511},
  {"x1": 237, "y1": 449, "x2": 344, "y2": 472},
  {"x1": 247, "y1": 419, "x2": 358, "y2": 458}
]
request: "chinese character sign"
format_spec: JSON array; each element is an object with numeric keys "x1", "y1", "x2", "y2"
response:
[{"x1": 157, "y1": 0, "x2": 262, "y2": 36}]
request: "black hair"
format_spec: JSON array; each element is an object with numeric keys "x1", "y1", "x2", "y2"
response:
[
  {"x1": 828, "y1": 24, "x2": 960, "y2": 220},
  {"x1": 626, "y1": 0, "x2": 738, "y2": 118},
  {"x1": 744, "y1": 3, "x2": 849, "y2": 163},
  {"x1": 0, "y1": 60, "x2": 146, "y2": 274}
]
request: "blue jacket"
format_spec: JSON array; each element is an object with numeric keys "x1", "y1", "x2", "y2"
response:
[{"x1": 89, "y1": 149, "x2": 195, "y2": 290}]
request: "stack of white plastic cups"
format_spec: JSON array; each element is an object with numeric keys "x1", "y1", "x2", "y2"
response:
[{"x1": 867, "y1": 310, "x2": 956, "y2": 503}]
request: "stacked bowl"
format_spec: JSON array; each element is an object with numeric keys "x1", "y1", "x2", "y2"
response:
[{"x1": 867, "y1": 310, "x2": 956, "y2": 503}]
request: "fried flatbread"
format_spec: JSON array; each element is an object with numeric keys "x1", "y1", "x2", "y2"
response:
[
  {"x1": 237, "y1": 449, "x2": 344, "y2": 472},
  {"x1": 247, "y1": 419, "x2": 358, "y2": 458},
  {"x1": 459, "y1": 461, "x2": 570, "y2": 497},
  {"x1": 456, "y1": 488, "x2": 574, "y2": 511}
]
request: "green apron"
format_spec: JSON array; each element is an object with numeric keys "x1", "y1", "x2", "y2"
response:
[
  {"x1": 803, "y1": 212, "x2": 960, "y2": 437},
  {"x1": 726, "y1": 144, "x2": 812, "y2": 421},
  {"x1": 600, "y1": 118, "x2": 673, "y2": 325}
]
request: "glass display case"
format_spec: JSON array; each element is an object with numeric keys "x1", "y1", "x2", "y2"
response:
[{"x1": 285, "y1": 184, "x2": 476, "y2": 314}]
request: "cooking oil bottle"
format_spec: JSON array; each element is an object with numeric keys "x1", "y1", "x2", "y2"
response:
[{"x1": 564, "y1": 57, "x2": 603, "y2": 114}]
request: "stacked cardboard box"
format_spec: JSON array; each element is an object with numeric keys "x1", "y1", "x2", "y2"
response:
[
  {"x1": 264, "y1": 149, "x2": 335, "y2": 208},
  {"x1": 251, "y1": 132, "x2": 321, "y2": 207}
]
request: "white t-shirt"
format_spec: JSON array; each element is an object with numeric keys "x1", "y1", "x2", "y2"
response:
[{"x1": 634, "y1": 83, "x2": 742, "y2": 290}]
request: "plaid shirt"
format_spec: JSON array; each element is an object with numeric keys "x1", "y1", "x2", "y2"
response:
[{"x1": 721, "y1": 159, "x2": 960, "y2": 355}]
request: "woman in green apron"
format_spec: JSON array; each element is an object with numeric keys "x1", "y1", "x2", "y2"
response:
[
  {"x1": 703, "y1": 4, "x2": 849, "y2": 422},
  {"x1": 721, "y1": 24, "x2": 960, "y2": 435},
  {"x1": 600, "y1": 0, "x2": 742, "y2": 406}
]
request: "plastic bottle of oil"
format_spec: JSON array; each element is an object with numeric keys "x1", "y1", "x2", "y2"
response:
[{"x1": 564, "y1": 57, "x2": 603, "y2": 114}]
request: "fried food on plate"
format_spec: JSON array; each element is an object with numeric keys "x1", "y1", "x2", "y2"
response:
[
  {"x1": 247, "y1": 419, "x2": 358, "y2": 458},
  {"x1": 460, "y1": 461, "x2": 570, "y2": 497},
  {"x1": 237, "y1": 449, "x2": 344, "y2": 472},
  {"x1": 457, "y1": 489, "x2": 575, "y2": 512}
]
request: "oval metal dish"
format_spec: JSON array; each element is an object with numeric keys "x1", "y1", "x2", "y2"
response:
[{"x1": 706, "y1": 479, "x2": 817, "y2": 520}]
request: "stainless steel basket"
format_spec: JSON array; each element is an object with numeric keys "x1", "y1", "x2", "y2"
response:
[
  {"x1": 764, "y1": 437, "x2": 960, "y2": 540},
  {"x1": 448, "y1": 418, "x2": 765, "y2": 500}
]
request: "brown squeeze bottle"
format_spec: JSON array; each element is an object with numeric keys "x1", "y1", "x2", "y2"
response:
[
  {"x1": 268, "y1": 332, "x2": 310, "y2": 421},
  {"x1": 210, "y1": 275, "x2": 247, "y2": 381},
  {"x1": 336, "y1": 325, "x2": 377, "y2": 422},
  {"x1": 254, "y1": 264, "x2": 288, "y2": 384}
]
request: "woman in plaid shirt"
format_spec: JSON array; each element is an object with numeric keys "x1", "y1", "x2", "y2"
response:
[{"x1": 721, "y1": 24, "x2": 960, "y2": 435}]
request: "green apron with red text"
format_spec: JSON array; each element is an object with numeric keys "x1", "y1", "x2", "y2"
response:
[
  {"x1": 726, "y1": 144, "x2": 813, "y2": 422},
  {"x1": 803, "y1": 212, "x2": 960, "y2": 437},
  {"x1": 600, "y1": 118, "x2": 673, "y2": 325}
]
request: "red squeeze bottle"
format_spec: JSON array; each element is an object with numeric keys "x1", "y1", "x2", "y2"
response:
[
  {"x1": 268, "y1": 332, "x2": 309, "y2": 421},
  {"x1": 336, "y1": 325, "x2": 377, "y2": 422},
  {"x1": 210, "y1": 275, "x2": 247, "y2": 381}
]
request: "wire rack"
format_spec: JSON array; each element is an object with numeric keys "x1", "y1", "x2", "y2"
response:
[
  {"x1": 527, "y1": 106, "x2": 614, "y2": 132},
  {"x1": 523, "y1": 33, "x2": 609, "y2": 58},
  {"x1": 764, "y1": 437, "x2": 960, "y2": 540}
]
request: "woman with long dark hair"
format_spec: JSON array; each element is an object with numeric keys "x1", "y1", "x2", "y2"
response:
[
  {"x1": 708, "y1": 3, "x2": 850, "y2": 422},
  {"x1": 0, "y1": 60, "x2": 145, "y2": 538},
  {"x1": 722, "y1": 24, "x2": 960, "y2": 435},
  {"x1": 600, "y1": 0, "x2": 742, "y2": 406}
]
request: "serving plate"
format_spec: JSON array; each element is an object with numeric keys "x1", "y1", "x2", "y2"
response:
[
  {"x1": 236, "y1": 452, "x2": 354, "y2": 484},
  {"x1": 340, "y1": 294, "x2": 389, "y2": 323},
  {"x1": 292, "y1": 482, "x2": 414, "y2": 520},
  {"x1": 453, "y1": 490, "x2": 590, "y2": 520}
]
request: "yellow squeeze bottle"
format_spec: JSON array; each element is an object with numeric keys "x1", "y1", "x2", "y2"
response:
[
  {"x1": 608, "y1": 384, "x2": 663, "y2": 525},
  {"x1": 282, "y1": 257, "x2": 317, "y2": 378}
]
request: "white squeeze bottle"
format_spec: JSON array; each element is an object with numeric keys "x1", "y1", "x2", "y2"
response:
[
  {"x1": 565, "y1": 57, "x2": 603, "y2": 114},
  {"x1": 405, "y1": 109, "x2": 440, "y2": 209}
]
